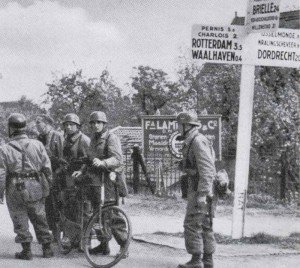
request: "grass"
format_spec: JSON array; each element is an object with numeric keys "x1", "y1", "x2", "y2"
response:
[
  {"x1": 152, "y1": 231, "x2": 300, "y2": 250},
  {"x1": 125, "y1": 192, "x2": 300, "y2": 218}
]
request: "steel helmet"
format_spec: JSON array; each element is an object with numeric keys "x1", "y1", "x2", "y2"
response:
[
  {"x1": 176, "y1": 112, "x2": 200, "y2": 126},
  {"x1": 8, "y1": 113, "x2": 26, "y2": 128},
  {"x1": 36, "y1": 114, "x2": 54, "y2": 125},
  {"x1": 89, "y1": 111, "x2": 107, "y2": 123},
  {"x1": 63, "y1": 113, "x2": 80, "y2": 125}
]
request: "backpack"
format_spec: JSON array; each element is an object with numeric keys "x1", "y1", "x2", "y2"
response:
[{"x1": 214, "y1": 169, "x2": 231, "y2": 199}]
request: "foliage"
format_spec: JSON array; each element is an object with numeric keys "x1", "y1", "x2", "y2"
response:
[
  {"x1": 174, "y1": 58, "x2": 299, "y2": 201},
  {"x1": 130, "y1": 66, "x2": 181, "y2": 116},
  {"x1": 44, "y1": 69, "x2": 136, "y2": 132},
  {"x1": 177, "y1": 62, "x2": 241, "y2": 161},
  {"x1": 251, "y1": 67, "x2": 299, "y2": 197},
  {"x1": 0, "y1": 96, "x2": 45, "y2": 143}
]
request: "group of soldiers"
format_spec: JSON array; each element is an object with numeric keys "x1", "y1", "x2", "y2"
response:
[
  {"x1": 0, "y1": 109, "x2": 220, "y2": 268},
  {"x1": 0, "y1": 110, "x2": 127, "y2": 260}
]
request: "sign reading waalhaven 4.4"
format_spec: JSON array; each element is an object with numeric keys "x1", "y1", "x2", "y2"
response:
[{"x1": 141, "y1": 115, "x2": 222, "y2": 160}]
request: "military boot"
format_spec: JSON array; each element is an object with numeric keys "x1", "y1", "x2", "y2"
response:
[
  {"x1": 116, "y1": 245, "x2": 129, "y2": 259},
  {"x1": 89, "y1": 242, "x2": 110, "y2": 255},
  {"x1": 15, "y1": 242, "x2": 33, "y2": 260},
  {"x1": 203, "y1": 253, "x2": 213, "y2": 268},
  {"x1": 42, "y1": 243, "x2": 54, "y2": 258},
  {"x1": 178, "y1": 254, "x2": 203, "y2": 268}
]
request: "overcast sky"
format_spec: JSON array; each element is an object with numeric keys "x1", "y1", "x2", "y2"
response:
[{"x1": 0, "y1": 0, "x2": 298, "y2": 104}]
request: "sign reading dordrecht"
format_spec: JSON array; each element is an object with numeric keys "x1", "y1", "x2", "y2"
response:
[
  {"x1": 243, "y1": 29, "x2": 300, "y2": 68},
  {"x1": 192, "y1": 25, "x2": 245, "y2": 64},
  {"x1": 246, "y1": 0, "x2": 281, "y2": 33}
]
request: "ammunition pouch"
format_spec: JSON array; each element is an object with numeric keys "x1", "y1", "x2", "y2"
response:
[{"x1": 9, "y1": 171, "x2": 48, "y2": 202}]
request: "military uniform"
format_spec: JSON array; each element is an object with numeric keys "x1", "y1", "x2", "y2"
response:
[
  {"x1": 182, "y1": 128, "x2": 216, "y2": 256},
  {"x1": 87, "y1": 128, "x2": 128, "y2": 252},
  {"x1": 61, "y1": 130, "x2": 90, "y2": 248},
  {"x1": 38, "y1": 129, "x2": 64, "y2": 170},
  {"x1": 37, "y1": 129, "x2": 64, "y2": 235},
  {"x1": 0, "y1": 134, "x2": 53, "y2": 246},
  {"x1": 177, "y1": 112, "x2": 217, "y2": 268}
]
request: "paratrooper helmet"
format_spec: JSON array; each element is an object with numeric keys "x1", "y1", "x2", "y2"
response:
[
  {"x1": 63, "y1": 113, "x2": 81, "y2": 125},
  {"x1": 176, "y1": 112, "x2": 200, "y2": 126},
  {"x1": 8, "y1": 113, "x2": 27, "y2": 128},
  {"x1": 89, "y1": 111, "x2": 107, "y2": 123}
]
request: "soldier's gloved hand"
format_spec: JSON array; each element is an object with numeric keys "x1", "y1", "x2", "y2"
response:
[
  {"x1": 109, "y1": 172, "x2": 117, "y2": 182},
  {"x1": 195, "y1": 192, "x2": 207, "y2": 209},
  {"x1": 92, "y1": 158, "x2": 106, "y2": 168},
  {"x1": 72, "y1": 170, "x2": 82, "y2": 178}
]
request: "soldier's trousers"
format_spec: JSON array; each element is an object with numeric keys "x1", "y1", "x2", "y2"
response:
[
  {"x1": 88, "y1": 186, "x2": 128, "y2": 246},
  {"x1": 45, "y1": 190, "x2": 60, "y2": 232},
  {"x1": 6, "y1": 192, "x2": 52, "y2": 244},
  {"x1": 183, "y1": 192, "x2": 216, "y2": 255}
]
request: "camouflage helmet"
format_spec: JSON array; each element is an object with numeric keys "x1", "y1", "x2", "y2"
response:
[
  {"x1": 8, "y1": 113, "x2": 26, "y2": 128},
  {"x1": 89, "y1": 111, "x2": 107, "y2": 123},
  {"x1": 176, "y1": 112, "x2": 200, "y2": 126},
  {"x1": 36, "y1": 114, "x2": 54, "y2": 125},
  {"x1": 63, "y1": 113, "x2": 80, "y2": 125}
]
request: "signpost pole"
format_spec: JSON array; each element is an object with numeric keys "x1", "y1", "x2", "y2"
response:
[{"x1": 231, "y1": 63, "x2": 255, "y2": 239}]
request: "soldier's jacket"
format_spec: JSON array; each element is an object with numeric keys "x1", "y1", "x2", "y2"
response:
[
  {"x1": 182, "y1": 128, "x2": 216, "y2": 197},
  {"x1": 0, "y1": 134, "x2": 52, "y2": 198},
  {"x1": 38, "y1": 129, "x2": 64, "y2": 171},
  {"x1": 63, "y1": 131, "x2": 90, "y2": 173},
  {"x1": 86, "y1": 130, "x2": 123, "y2": 197}
]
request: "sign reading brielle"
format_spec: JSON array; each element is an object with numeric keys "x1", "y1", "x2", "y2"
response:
[
  {"x1": 245, "y1": 0, "x2": 281, "y2": 33},
  {"x1": 141, "y1": 115, "x2": 222, "y2": 160}
]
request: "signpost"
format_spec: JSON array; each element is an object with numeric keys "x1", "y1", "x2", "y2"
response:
[{"x1": 191, "y1": 1, "x2": 299, "y2": 240}]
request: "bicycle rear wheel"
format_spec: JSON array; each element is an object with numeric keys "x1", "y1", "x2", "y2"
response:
[{"x1": 82, "y1": 206, "x2": 132, "y2": 268}]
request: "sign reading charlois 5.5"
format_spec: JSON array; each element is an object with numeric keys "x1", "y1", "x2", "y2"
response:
[
  {"x1": 141, "y1": 115, "x2": 222, "y2": 160},
  {"x1": 191, "y1": 24, "x2": 245, "y2": 64}
]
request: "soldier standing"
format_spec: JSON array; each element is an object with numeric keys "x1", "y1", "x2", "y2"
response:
[
  {"x1": 0, "y1": 113, "x2": 54, "y2": 260},
  {"x1": 87, "y1": 111, "x2": 128, "y2": 256},
  {"x1": 35, "y1": 114, "x2": 64, "y2": 239},
  {"x1": 60, "y1": 113, "x2": 90, "y2": 250},
  {"x1": 176, "y1": 112, "x2": 216, "y2": 268}
]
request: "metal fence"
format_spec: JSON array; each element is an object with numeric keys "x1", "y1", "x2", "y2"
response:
[
  {"x1": 123, "y1": 145, "x2": 299, "y2": 204},
  {"x1": 123, "y1": 147, "x2": 182, "y2": 195}
]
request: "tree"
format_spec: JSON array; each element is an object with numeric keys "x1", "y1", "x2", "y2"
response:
[
  {"x1": 130, "y1": 66, "x2": 180, "y2": 116},
  {"x1": 251, "y1": 67, "x2": 300, "y2": 199},
  {"x1": 0, "y1": 96, "x2": 45, "y2": 142},
  {"x1": 177, "y1": 62, "x2": 241, "y2": 158},
  {"x1": 44, "y1": 69, "x2": 135, "y2": 130}
]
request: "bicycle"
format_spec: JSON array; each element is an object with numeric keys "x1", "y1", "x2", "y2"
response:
[{"x1": 81, "y1": 168, "x2": 132, "y2": 268}]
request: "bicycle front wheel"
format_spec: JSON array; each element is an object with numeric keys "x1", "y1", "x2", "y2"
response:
[{"x1": 82, "y1": 206, "x2": 132, "y2": 268}]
